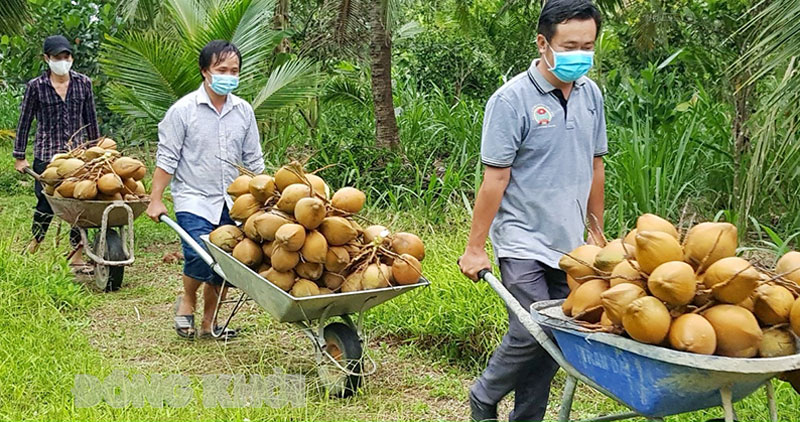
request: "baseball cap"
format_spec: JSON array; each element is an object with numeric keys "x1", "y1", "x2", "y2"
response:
[{"x1": 43, "y1": 35, "x2": 73, "y2": 56}]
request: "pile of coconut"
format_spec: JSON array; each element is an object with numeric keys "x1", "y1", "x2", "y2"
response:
[
  {"x1": 39, "y1": 137, "x2": 148, "y2": 200},
  {"x1": 560, "y1": 213, "x2": 800, "y2": 359},
  {"x1": 208, "y1": 161, "x2": 425, "y2": 298}
]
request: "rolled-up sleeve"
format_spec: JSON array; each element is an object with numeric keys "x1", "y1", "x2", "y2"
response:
[
  {"x1": 241, "y1": 105, "x2": 265, "y2": 174},
  {"x1": 480, "y1": 94, "x2": 524, "y2": 168},
  {"x1": 156, "y1": 106, "x2": 185, "y2": 175},
  {"x1": 14, "y1": 81, "x2": 38, "y2": 160}
]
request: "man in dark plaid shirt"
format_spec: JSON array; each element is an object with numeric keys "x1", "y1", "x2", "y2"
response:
[{"x1": 13, "y1": 35, "x2": 99, "y2": 273}]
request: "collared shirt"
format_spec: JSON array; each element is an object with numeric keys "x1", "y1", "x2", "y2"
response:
[
  {"x1": 481, "y1": 59, "x2": 608, "y2": 268},
  {"x1": 156, "y1": 84, "x2": 265, "y2": 225},
  {"x1": 13, "y1": 70, "x2": 100, "y2": 161}
]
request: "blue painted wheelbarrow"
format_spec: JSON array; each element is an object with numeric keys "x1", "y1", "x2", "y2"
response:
[{"x1": 479, "y1": 270, "x2": 800, "y2": 422}]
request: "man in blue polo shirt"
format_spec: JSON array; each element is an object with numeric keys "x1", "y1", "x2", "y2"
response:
[{"x1": 459, "y1": 1, "x2": 606, "y2": 420}]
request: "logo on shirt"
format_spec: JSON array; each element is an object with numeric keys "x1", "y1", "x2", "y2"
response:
[{"x1": 532, "y1": 105, "x2": 553, "y2": 125}]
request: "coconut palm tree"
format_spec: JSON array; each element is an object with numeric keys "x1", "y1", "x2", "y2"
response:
[
  {"x1": 0, "y1": 0, "x2": 30, "y2": 34},
  {"x1": 101, "y1": 0, "x2": 320, "y2": 135}
]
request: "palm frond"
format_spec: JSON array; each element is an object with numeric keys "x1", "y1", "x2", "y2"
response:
[
  {"x1": 251, "y1": 58, "x2": 322, "y2": 119},
  {"x1": 118, "y1": 0, "x2": 162, "y2": 24},
  {"x1": 165, "y1": 0, "x2": 211, "y2": 42},
  {"x1": 0, "y1": 0, "x2": 30, "y2": 34}
]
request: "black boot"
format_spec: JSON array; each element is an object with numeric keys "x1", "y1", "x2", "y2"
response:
[{"x1": 469, "y1": 390, "x2": 497, "y2": 422}]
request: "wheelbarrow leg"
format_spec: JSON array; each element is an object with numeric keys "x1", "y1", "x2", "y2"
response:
[
  {"x1": 720, "y1": 386, "x2": 734, "y2": 422},
  {"x1": 558, "y1": 375, "x2": 577, "y2": 422},
  {"x1": 765, "y1": 380, "x2": 777, "y2": 422}
]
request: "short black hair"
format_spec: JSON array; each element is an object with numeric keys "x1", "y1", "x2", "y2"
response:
[
  {"x1": 537, "y1": 0, "x2": 602, "y2": 42},
  {"x1": 198, "y1": 40, "x2": 242, "y2": 76}
]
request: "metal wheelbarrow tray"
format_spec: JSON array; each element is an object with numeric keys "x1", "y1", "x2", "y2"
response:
[
  {"x1": 44, "y1": 194, "x2": 149, "y2": 228},
  {"x1": 481, "y1": 271, "x2": 800, "y2": 422}
]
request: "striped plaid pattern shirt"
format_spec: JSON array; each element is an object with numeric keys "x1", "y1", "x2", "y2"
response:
[{"x1": 13, "y1": 70, "x2": 100, "y2": 161}]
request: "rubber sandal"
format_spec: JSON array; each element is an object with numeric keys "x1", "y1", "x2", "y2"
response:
[
  {"x1": 173, "y1": 296, "x2": 195, "y2": 339},
  {"x1": 199, "y1": 326, "x2": 238, "y2": 340}
]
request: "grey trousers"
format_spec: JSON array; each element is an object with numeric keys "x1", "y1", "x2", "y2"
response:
[{"x1": 471, "y1": 258, "x2": 569, "y2": 422}]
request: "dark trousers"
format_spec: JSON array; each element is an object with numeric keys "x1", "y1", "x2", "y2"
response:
[
  {"x1": 471, "y1": 258, "x2": 570, "y2": 422},
  {"x1": 32, "y1": 158, "x2": 81, "y2": 247}
]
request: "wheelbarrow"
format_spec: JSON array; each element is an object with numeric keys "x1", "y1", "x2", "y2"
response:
[
  {"x1": 479, "y1": 270, "x2": 800, "y2": 422},
  {"x1": 24, "y1": 168, "x2": 149, "y2": 291},
  {"x1": 160, "y1": 215, "x2": 430, "y2": 398}
]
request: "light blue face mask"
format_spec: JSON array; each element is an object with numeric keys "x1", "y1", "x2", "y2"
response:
[
  {"x1": 209, "y1": 73, "x2": 239, "y2": 95},
  {"x1": 544, "y1": 43, "x2": 594, "y2": 83}
]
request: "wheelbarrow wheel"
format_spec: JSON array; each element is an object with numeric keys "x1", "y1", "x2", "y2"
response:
[
  {"x1": 92, "y1": 228, "x2": 125, "y2": 292},
  {"x1": 317, "y1": 322, "x2": 363, "y2": 398}
]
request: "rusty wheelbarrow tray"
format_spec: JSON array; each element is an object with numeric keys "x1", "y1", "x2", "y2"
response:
[{"x1": 480, "y1": 270, "x2": 800, "y2": 422}]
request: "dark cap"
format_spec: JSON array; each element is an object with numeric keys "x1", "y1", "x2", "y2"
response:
[{"x1": 43, "y1": 35, "x2": 73, "y2": 56}]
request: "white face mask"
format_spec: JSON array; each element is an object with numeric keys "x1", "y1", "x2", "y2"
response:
[{"x1": 48, "y1": 59, "x2": 72, "y2": 76}]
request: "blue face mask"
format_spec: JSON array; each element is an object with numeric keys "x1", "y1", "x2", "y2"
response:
[
  {"x1": 544, "y1": 44, "x2": 594, "y2": 83},
  {"x1": 209, "y1": 73, "x2": 239, "y2": 95}
]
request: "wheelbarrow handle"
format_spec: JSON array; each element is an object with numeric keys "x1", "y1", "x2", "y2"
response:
[
  {"x1": 159, "y1": 214, "x2": 225, "y2": 278},
  {"x1": 23, "y1": 167, "x2": 41, "y2": 181}
]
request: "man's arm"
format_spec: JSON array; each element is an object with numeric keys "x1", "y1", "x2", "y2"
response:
[
  {"x1": 586, "y1": 156, "x2": 605, "y2": 245},
  {"x1": 146, "y1": 167, "x2": 173, "y2": 221},
  {"x1": 83, "y1": 78, "x2": 100, "y2": 141},
  {"x1": 458, "y1": 166, "x2": 511, "y2": 281},
  {"x1": 146, "y1": 107, "x2": 185, "y2": 221},
  {"x1": 13, "y1": 82, "x2": 38, "y2": 171},
  {"x1": 242, "y1": 106, "x2": 265, "y2": 174}
]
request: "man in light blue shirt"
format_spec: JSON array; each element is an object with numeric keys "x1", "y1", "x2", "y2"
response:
[
  {"x1": 147, "y1": 40, "x2": 264, "y2": 340},
  {"x1": 459, "y1": 1, "x2": 606, "y2": 420}
]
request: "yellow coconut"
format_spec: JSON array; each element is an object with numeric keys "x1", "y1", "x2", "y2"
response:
[
  {"x1": 301, "y1": 230, "x2": 328, "y2": 264},
  {"x1": 392, "y1": 254, "x2": 422, "y2": 285},
  {"x1": 364, "y1": 225, "x2": 390, "y2": 245},
  {"x1": 753, "y1": 284, "x2": 795, "y2": 325},
  {"x1": 363, "y1": 264, "x2": 392, "y2": 290},
  {"x1": 318, "y1": 287, "x2": 333, "y2": 295},
  {"x1": 254, "y1": 212, "x2": 290, "y2": 241},
  {"x1": 600, "y1": 312, "x2": 615, "y2": 328},
  {"x1": 668, "y1": 314, "x2": 717, "y2": 355},
  {"x1": 57, "y1": 158, "x2": 85, "y2": 178},
  {"x1": 775, "y1": 251, "x2": 800, "y2": 284},
  {"x1": 122, "y1": 178, "x2": 138, "y2": 195},
  {"x1": 294, "y1": 197, "x2": 326, "y2": 230},
  {"x1": 242, "y1": 211, "x2": 265, "y2": 242},
  {"x1": 275, "y1": 224, "x2": 306, "y2": 252},
  {"x1": 567, "y1": 275, "x2": 581, "y2": 291},
  {"x1": 331, "y1": 187, "x2": 366, "y2": 213},
  {"x1": 55, "y1": 179, "x2": 78, "y2": 198},
  {"x1": 683, "y1": 222, "x2": 738, "y2": 270},
  {"x1": 97, "y1": 137, "x2": 117, "y2": 150},
  {"x1": 571, "y1": 279, "x2": 609, "y2": 322},
  {"x1": 276, "y1": 183, "x2": 311, "y2": 214},
  {"x1": 792, "y1": 298, "x2": 800, "y2": 337},
  {"x1": 230, "y1": 194, "x2": 262, "y2": 221},
  {"x1": 209, "y1": 225, "x2": 244, "y2": 252},
  {"x1": 703, "y1": 257, "x2": 761, "y2": 304},
  {"x1": 703, "y1": 305, "x2": 763, "y2": 357},
  {"x1": 737, "y1": 293, "x2": 756, "y2": 313},
  {"x1": 341, "y1": 271, "x2": 363, "y2": 292},
  {"x1": 271, "y1": 246, "x2": 300, "y2": 272},
  {"x1": 232, "y1": 238, "x2": 263, "y2": 268},
  {"x1": 73, "y1": 180, "x2": 98, "y2": 200},
  {"x1": 44, "y1": 184, "x2": 56, "y2": 196},
  {"x1": 248, "y1": 174, "x2": 276, "y2": 203},
  {"x1": 97, "y1": 173, "x2": 124, "y2": 195},
  {"x1": 610, "y1": 260, "x2": 646, "y2": 289},
  {"x1": 264, "y1": 268, "x2": 296, "y2": 291},
  {"x1": 132, "y1": 166, "x2": 147, "y2": 181},
  {"x1": 296, "y1": 262, "x2": 324, "y2": 281},
  {"x1": 320, "y1": 217, "x2": 358, "y2": 246},
  {"x1": 562, "y1": 291, "x2": 576, "y2": 317},
  {"x1": 391, "y1": 232, "x2": 425, "y2": 261},
  {"x1": 635, "y1": 231, "x2": 684, "y2": 274},
  {"x1": 262, "y1": 240, "x2": 277, "y2": 258},
  {"x1": 559, "y1": 245, "x2": 602, "y2": 281},
  {"x1": 624, "y1": 229, "x2": 638, "y2": 246},
  {"x1": 637, "y1": 213, "x2": 679, "y2": 239},
  {"x1": 325, "y1": 246, "x2": 351, "y2": 273},
  {"x1": 323, "y1": 272, "x2": 346, "y2": 291},
  {"x1": 759, "y1": 328, "x2": 798, "y2": 358},
  {"x1": 227, "y1": 175, "x2": 253, "y2": 198},
  {"x1": 594, "y1": 239, "x2": 636, "y2": 273},
  {"x1": 97, "y1": 192, "x2": 123, "y2": 201},
  {"x1": 112, "y1": 157, "x2": 144, "y2": 179},
  {"x1": 40, "y1": 167, "x2": 61, "y2": 185},
  {"x1": 274, "y1": 165, "x2": 305, "y2": 192},
  {"x1": 648, "y1": 261, "x2": 697, "y2": 306},
  {"x1": 306, "y1": 173, "x2": 329, "y2": 199},
  {"x1": 83, "y1": 146, "x2": 106, "y2": 160},
  {"x1": 291, "y1": 279, "x2": 320, "y2": 297},
  {"x1": 600, "y1": 283, "x2": 647, "y2": 325},
  {"x1": 622, "y1": 296, "x2": 671, "y2": 345}
]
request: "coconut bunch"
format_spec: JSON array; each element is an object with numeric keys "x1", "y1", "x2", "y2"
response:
[
  {"x1": 559, "y1": 213, "x2": 800, "y2": 359},
  {"x1": 209, "y1": 161, "x2": 425, "y2": 298},
  {"x1": 40, "y1": 137, "x2": 148, "y2": 201}
]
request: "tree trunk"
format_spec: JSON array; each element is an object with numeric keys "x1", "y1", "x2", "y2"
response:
[
  {"x1": 368, "y1": 3, "x2": 399, "y2": 149},
  {"x1": 274, "y1": 0, "x2": 291, "y2": 54}
]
